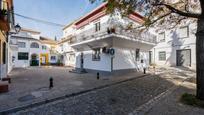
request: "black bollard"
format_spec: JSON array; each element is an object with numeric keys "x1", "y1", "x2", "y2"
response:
[
  {"x1": 49, "y1": 77, "x2": 53, "y2": 89},
  {"x1": 143, "y1": 68, "x2": 146, "y2": 74},
  {"x1": 97, "y1": 72, "x2": 99, "y2": 80}
]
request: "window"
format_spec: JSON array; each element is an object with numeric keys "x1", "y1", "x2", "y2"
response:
[
  {"x1": 3, "y1": 42, "x2": 6, "y2": 64},
  {"x1": 95, "y1": 22, "x2": 100, "y2": 32},
  {"x1": 42, "y1": 45, "x2": 47, "y2": 50},
  {"x1": 60, "y1": 44, "x2": 63, "y2": 52},
  {"x1": 159, "y1": 51, "x2": 166, "y2": 61},
  {"x1": 178, "y1": 26, "x2": 189, "y2": 38},
  {"x1": 136, "y1": 49, "x2": 140, "y2": 61},
  {"x1": 158, "y1": 32, "x2": 165, "y2": 42},
  {"x1": 92, "y1": 49, "x2": 100, "y2": 61},
  {"x1": 30, "y1": 42, "x2": 39, "y2": 48},
  {"x1": 51, "y1": 56, "x2": 56, "y2": 60},
  {"x1": 18, "y1": 52, "x2": 29, "y2": 60},
  {"x1": 18, "y1": 42, "x2": 26, "y2": 48}
]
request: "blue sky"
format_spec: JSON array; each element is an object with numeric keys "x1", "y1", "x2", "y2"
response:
[{"x1": 14, "y1": 0, "x2": 102, "y2": 40}]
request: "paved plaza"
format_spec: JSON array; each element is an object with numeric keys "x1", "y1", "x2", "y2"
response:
[
  {"x1": 0, "y1": 66, "x2": 200, "y2": 115},
  {"x1": 0, "y1": 66, "x2": 145, "y2": 113}
]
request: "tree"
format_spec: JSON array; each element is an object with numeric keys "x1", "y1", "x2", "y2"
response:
[{"x1": 91, "y1": 0, "x2": 204, "y2": 100}]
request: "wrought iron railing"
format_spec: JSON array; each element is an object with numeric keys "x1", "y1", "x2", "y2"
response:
[{"x1": 71, "y1": 26, "x2": 157, "y2": 45}]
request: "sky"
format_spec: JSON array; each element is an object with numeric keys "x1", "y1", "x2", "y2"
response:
[{"x1": 14, "y1": 0, "x2": 102, "y2": 40}]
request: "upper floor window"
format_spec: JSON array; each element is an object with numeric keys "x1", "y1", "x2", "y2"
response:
[
  {"x1": 178, "y1": 26, "x2": 189, "y2": 38},
  {"x1": 159, "y1": 51, "x2": 166, "y2": 61},
  {"x1": 95, "y1": 22, "x2": 100, "y2": 32},
  {"x1": 18, "y1": 42, "x2": 26, "y2": 48},
  {"x1": 42, "y1": 45, "x2": 47, "y2": 50},
  {"x1": 158, "y1": 32, "x2": 165, "y2": 42},
  {"x1": 30, "y1": 42, "x2": 39, "y2": 48},
  {"x1": 60, "y1": 44, "x2": 63, "y2": 52}
]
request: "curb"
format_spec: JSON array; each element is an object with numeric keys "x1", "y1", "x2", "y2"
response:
[{"x1": 0, "y1": 74, "x2": 149, "y2": 115}]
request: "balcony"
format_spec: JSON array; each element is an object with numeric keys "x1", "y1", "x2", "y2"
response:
[
  {"x1": 70, "y1": 25, "x2": 157, "y2": 50},
  {"x1": 0, "y1": 0, "x2": 10, "y2": 31}
]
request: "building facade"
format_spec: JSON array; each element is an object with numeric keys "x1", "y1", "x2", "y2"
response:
[
  {"x1": 62, "y1": 3, "x2": 157, "y2": 75},
  {"x1": 0, "y1": 0, "x2": 15, "y2": 79},
  {"x1": 57, "y1": 35, "x2": 75, "y2": 67},
  {"x1": 150, "y1": 19, "x2": 197, "y2": 70},
  {"x1": 9, "y1": 28, "x2": 58, "y2": 68}
]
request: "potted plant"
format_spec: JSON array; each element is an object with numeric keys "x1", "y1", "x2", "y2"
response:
[
  {"x1": 0, "y1": 9, "x2": 8, "y2": 21},
  {"x1": 111, "y1": 27, "x2": 115, "y2": 33}
]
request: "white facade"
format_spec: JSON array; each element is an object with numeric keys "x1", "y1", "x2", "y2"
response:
[
  {"x1": 9, "y1": 29, "x2": 58, "y2": 69},
  {"x1": 151, "y1": 19, "x2": 197, "y2": 70},
  {"x1": 61, "y1": 3, "x2": 156, "y2": 74}
]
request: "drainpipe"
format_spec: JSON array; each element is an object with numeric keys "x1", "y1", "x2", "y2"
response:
[{"x1": 154, "y1": 48, "x2": 156, "y2": 64}]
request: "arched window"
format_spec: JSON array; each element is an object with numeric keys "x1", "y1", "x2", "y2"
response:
[{"x1": 30, "y1": 42, "x2": 39, "y2": 48}]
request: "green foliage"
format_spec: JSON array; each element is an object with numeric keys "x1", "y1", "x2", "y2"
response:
[
  {"x1": 0, "y1": 9, "x2": 8, "y2": 16},
  {"x1": 180, "y1": 93, "x2": 204, "y2": 108}
]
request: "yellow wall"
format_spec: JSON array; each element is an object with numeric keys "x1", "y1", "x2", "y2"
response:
[
  {"x1": 0, "y1": 31, "x2": 7, "y2": 65},
  {"x1": 40, "y1": 53, "x2": 49, "y2": 65}
]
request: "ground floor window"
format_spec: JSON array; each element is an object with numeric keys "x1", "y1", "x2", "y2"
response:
[
  {"x1": 159, "y1": 51, "x2": 166, "y2": 61},
  {"x1": 92, "y1": 49, "x2": 100, "y2": 61},
  {"x1": 3, "y1": 42, "x2": 6, "y2": 64},
  {"x1": 69, "y1": 54, "x2": 75, "y2": 62},
  {"x1": 51, "y1": 56, "x2": 56, "y2": 61},
  {"x1": 136, "y1": 49, "x2": 140, "y2": 61},
  {"x1": 18, "y1": 52, "x2": 29, "y2": 60}
]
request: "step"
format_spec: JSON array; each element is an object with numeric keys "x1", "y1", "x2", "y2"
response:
[{"x1": 0, "y1": 81, "x2": 9, "y2": 93}]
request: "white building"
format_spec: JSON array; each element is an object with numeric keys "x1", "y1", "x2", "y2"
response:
[
  {"x1": 62, "y1": 3, "x2": 157, "y2": 75},
  {"x1": 150, "y1": 19, "x2": 197, "y2": 70},
  {"x1": 57, "y1": 35, "x2": 75, "y2": 67},
  {"x1": 9, "y1": 28, "x2": 58, "y2": 69}
]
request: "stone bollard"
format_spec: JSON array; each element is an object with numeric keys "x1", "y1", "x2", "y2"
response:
[
  {"x1": 97, "y1": 72, "x2": 100, "y2": 80},
  {"x1": 49, "y1": 77, "x2": 53, "y2": 89},
  {"x1": 143, "y1": 68, "x2": 146, "y2": 74}
]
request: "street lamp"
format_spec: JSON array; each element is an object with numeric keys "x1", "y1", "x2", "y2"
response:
[
  {"x1": 8, "y1": 23, "x2": 21, "y2": 35},
  {"x1": 14, "y1": 24, "x2": 21, "y2": 34}
]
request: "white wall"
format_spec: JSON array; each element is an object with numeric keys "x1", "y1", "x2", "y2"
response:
[
  {"x1": 75, "y1": 51, "x2": 111, "y2": 72},
  {"x1": 113, "y1": 47, "x2": 149, "y2": 71},
  {"x1": 11, "y1": 37, "x2": 51, "y2": 68},
  {"x1": 151, "y1": 20, "x2": 196, "y2": 69}
]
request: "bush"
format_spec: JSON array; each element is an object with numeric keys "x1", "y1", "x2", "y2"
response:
[{"x1": 180, "y1": 93, "x2": 204, "y2": 108}]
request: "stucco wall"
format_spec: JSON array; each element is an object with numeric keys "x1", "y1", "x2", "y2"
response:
[
  {"x1": 75, "y1": 51, "x2": 111, "y2": 72},
  {"x1": 113, "y1": 47, "x2": 149, "y2": 71},
  {"x1": 151, "y1": 20, "x2": 196, "y2": 70}
]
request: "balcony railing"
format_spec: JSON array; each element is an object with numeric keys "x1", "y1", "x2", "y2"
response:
[{"x1": 71, "y1": 25, "x2": 157, "y2": 45}]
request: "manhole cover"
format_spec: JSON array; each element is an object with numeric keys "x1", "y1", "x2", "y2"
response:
[{"x1": 18, "y1": 94, "x2": 36, "y2": 102}]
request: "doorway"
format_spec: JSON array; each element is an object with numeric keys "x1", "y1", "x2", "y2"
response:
[
  {"x1": 176, "y1": 49, "x2": 191, "y2": 67},
  {"x1": 30, "y1": 53, "x2": 39, "y2": 66},
  {"x1": 149, "y1": 51, "x2": 153, "y2": 65}
]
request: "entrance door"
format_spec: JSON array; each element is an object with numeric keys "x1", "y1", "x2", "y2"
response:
[
  {"x1": 31, "y1": 54, "x2": 39, "y2": 66},
  {"x1": 176, "y1": 49, "x2": 191, "y2": 67},
  {"x1": 149, "y1": 51, "x2": 153, "y2": 65},
  {"x1": 80, "y1": 53, "x2": 84, "y2": 70},
  {"x1": 42, "y1": 56, "x2": 46, "y2": 64}
]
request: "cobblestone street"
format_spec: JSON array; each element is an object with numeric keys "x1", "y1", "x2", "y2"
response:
[
  {"x1": 0, "y1": 66, "x2": 199, "y2": 115},
  {"x1": 12, "y1": 74, "x2": 174, "y2": 115}
]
